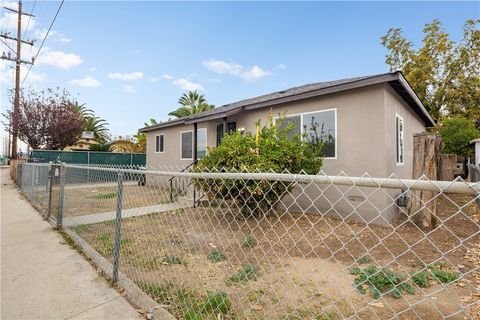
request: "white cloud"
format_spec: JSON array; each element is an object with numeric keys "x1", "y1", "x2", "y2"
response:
[
  {"x1": 34, "y1": 29, "x2": 71, "y2": 45},
  {"x1": 172, "y1": 78, "x2": 204, "y2": 91},
  {"x1": 108, "y1": 72, "x2": 144, "y2": 81},
  {"x1": 122, "y1": 85, "x2": 137, "y2": 93},
  {"x1": 0, "y1": 12, "x2": 36, "y2": 33},
  {"x1": 203, "y1": 59, "x2": 272, "y2": 81},
  {"x1": 202, "y1": 59, "x2": 242, "y2": 75},
  {"x1": 241, "y1": 65, "x2": 271, "y2": 81},
  {"x1": 70, "y1": 76, "x2": 101, "y2": 88},
  {"x1": 162, "y1": 73, "x2": 173, "y2": 80},
  {"x1": 36, "y1": 49, "x2": 82, "y2": 70},
  {"x1": 0, "y1": 63, "x2": 44, "y2": 85},
  {"x1": 277, "y1": 64, "x2": 287, "y2": 70}
]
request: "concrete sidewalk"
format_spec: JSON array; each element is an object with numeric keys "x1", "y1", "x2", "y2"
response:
[{"x1": 1, "y1": 167, "x2": 144, "y2": 320}]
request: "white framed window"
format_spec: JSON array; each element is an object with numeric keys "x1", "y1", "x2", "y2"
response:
[
  {"x1": 275, "y1": 108, "x2": 337, "y2": 159},
  {"x1": 155, "y1": 134, "x2": 164, "y2": 153},
  {"x1": 396, "y1": 114, "x2": 404, "y2": 166},
  {"x1": 180, "y1": 128, "x2": 207, "y2": 160}
]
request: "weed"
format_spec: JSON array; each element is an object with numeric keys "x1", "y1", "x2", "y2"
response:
[
  {"x1": 355, "y1": 255, "x2": 370, "y2": 264},
  {"x1": 202, "y1": 291, "x2": 231, "y2": 314},
  {"x1": 350, "y1": 265, "x2": 415, "y2": 299},
  {"x1": 411, "y1": 270, "x2": 431, "y2": 288},
  {"x1": 137, "y1": 282, "x2": 232, "y2": 319},
  {"x1": 429, "y1": 265, "x2": 460, "y2": 283},
  {"x1": 72, "y1": 224, "x2": 87, "y2": 234},
  {"x1": 228, "y1": 264, "x2": 258, "y2": 284},
  {"x1": 162, "y1": 254, "x2": 183, "y2": 265},
  {"x1": 92, "y1": 192, "x2": 116, "y2": 200},
  {"x1": 96, "y1": 233, "x2": 111, "y2": 244},
  {"x1": 207, "y1": 250, "x2": 227, "y2": 263},
  {"x1": 243, "y1": 234, "x2": 256, "y2": 248},
  {"x1": 315, "y1": 311, "x2": 339, "y2": 320},
  {"x1": 246, "y1": 289, "x2": 266, "y2": 303}
]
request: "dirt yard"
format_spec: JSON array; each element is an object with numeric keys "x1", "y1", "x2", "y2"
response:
[
  {"x1": 73, "y1": 194, "x2": 480, "y2": 320},
  {"x1": 29, "y1": 183, "x2": 172, "y2": 218}
]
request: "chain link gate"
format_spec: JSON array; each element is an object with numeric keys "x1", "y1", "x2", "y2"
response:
[{"x1": 14, "y1": 163, "x2": 480, "y2": 320}]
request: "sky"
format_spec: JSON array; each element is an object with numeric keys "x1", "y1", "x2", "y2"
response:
[{"x1": 0, "y1": 0, "x2": 479, "y2": 152}]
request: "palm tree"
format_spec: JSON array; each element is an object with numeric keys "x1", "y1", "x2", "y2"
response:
[
  {"x1": 168, "y1": 91, "x2": 214, "y2": 118},
  {"x1": 71, "y1": 101, "x2": 93, "y2": 119},
  {"x1": 84, "y1": 116, "x2": 110, "y2": 144}
]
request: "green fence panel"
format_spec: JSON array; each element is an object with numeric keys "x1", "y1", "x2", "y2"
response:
[{"x1": 30, "y1": 150, "x2": 146, "y2": 166}]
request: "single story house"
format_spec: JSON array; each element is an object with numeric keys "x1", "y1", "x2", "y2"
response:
[{"x1": 139, "y1": 71, "x2": 435, "y2": 224}]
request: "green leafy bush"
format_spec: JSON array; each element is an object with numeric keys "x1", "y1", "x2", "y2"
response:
[
  {"x1": 162, "y1": 254, "x2": 183, "y2": 265},
  {"x1": 243, "y1": 234, "x2": 256, "y2": 248},
  {"x1": 438, "y1": 117, "x2": 479, "y2": 157},
  {"x1": 207, "y1": 250, "x2": 227, "y2": 263},
  {"x1": 429, "y1": 265, "x2": 460, "y2": 283},
  {"x1": 195, "y1": 114, "x2": 324, "y2": 217},
  {"x1": 411, "y1": 270, "x2": 431, "y2": 288},
  {"x1": 350, "y1": 265, "x2": 415, "y2": 299},
  {"x1": 227, "y1": 264, "x2": 259, "y2": 284}
]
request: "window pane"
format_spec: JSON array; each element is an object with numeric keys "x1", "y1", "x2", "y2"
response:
[
  {"x1": 155, "y1": 136, "x2": 160, "y2": 152},
  {"x1": 197, "y1": 129, "x2": 207, "y2": 158},
  {"x1": 181, "y1": 132, "x2": 193, "y2": 159},
  {"x1": 303, "y1": 110, "x2": 336, "y2": 158},
  {"x1": 216, "y1": 124, "x2": 223, "y2": 147},
  {"x1": 160, "y1": 135, "x2": 164, "y2": 152},
  {"x1": 227, "y1": 122, "x2": 236, "y2": 132},
  {"x1": 279, "y1": 116, "x2": 301, "y2": 139},
  {"x1": 396, "y1": 117, "x2": 404, "y2": 164}
]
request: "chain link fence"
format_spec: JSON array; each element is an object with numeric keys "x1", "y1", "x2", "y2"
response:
[{"x1": 15, "y1": 162, "x2": 480, "y2": 319}]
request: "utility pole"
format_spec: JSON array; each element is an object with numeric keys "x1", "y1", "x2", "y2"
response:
[{"x1": 1, "y1": 0, "x2": 34, "y2": 158}]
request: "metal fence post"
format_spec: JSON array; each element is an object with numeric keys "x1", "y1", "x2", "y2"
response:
[
  {"x1": 56, "y1": 163, "x2": 66, "y2": 228},
  {"x1": 46, "y1": 163, "x2": 54, "y2": 219},
  {"x1": 112, "y1": 171, "x2": 124, "y2": 283}
]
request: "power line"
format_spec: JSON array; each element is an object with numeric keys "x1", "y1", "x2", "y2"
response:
[
  {"x1": 22, "y1": 0, "x2": 36, "y2": 40},
  {"x1": 22, "y1": 0, "x2": 64, "y2": 87}
]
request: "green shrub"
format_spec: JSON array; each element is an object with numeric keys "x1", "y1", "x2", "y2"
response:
[
  {"x1": 92, "y1": 192, "x2": 116, "y2": 200},
  {"x1": 243, "y1": 234, "x2": 256, "y2": 248},
  {"x1": 411, "y1": 270, "x2": 431, "y2": 288},
  {"x1": 350, "y1": 265, "x2": 415, "y2": 299},
  {"x1": 228, "y1": 264, "x2": 259, "y2": 284},
  {"x1": 195, "y1": 114, "x2": 324, "y2": 218},
  {"x1": 438, "y1": 117, "x2": 479, "y2": 157},
  {"x1": 429, "y1": 265, "x2": 460, "y2": 283},
  {"x1": 207, "y1": 250, "x2": 227, "y2": 263},
  {"x1": 162, "y1": 254, "x2": 183, "y2": 265}
]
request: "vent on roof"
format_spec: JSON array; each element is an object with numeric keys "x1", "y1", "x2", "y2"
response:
[{"x1": 277, "y1": 90, "x2": 287, "y2": 94}]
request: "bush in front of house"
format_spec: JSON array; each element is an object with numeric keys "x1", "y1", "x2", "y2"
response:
[
  {"x1": 438, "y1": 117, "x2": 479, "y2": 157},
  {"x1": 195, "y1": 113, "x2": 324, "y2": 218}
]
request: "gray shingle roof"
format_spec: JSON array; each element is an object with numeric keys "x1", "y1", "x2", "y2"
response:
[{"x1": 139, "y1": 71, "x2": 434, "y2": 132}]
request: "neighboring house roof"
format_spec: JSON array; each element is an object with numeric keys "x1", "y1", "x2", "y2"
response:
[{"x1": 139, "y1": 71, "x2": 435, "y2": 132}]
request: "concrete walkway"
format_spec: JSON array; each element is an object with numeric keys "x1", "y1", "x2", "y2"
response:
[
  {"x1": 63, "y1": 202, "x2": 192, "y2": 228},
  {"x1": 0, "y1": 167, "x2": 144, "y2": 320}
]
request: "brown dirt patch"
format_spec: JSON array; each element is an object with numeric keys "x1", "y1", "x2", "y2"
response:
[{"x1": 74, "y1": 194, "x2": 480, "y2": 319}]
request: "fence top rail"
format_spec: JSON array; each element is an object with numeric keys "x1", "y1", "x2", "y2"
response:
[{"x1": 52, "y1": 163, "x2": 480, "y2": 195}]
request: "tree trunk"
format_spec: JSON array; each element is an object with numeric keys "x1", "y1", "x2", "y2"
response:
[{"x1": 410, "y1": 133, "x2": 443, "y2": 230}]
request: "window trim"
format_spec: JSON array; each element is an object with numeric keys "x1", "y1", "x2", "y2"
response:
[
  {"x1": 154, "y1": 134, "x2": 164, "y2": 153},
  {"x1": 179, "y1": 128, "x2": 208, "y2": 160},
  {"x1": 274, "y1": 107, "x2": 337, "y2": 159},
  {"x1": 395, "y1": 113, "x2": 404, "y2": 166}
]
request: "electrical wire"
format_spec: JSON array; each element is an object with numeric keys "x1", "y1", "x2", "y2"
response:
[{"x1": 21, "y1": 0, "x2": 64, "y2": 87}]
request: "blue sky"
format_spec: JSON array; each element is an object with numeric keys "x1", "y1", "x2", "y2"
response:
[{"x1": 1, "y1": 1, "x2": 478, "y2": 145}]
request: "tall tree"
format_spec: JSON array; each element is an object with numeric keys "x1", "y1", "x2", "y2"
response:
[
  {"x1": 134, "y1": 118, "x2": 159, "y2": 152},
  {"x1": 84, "y1": 116, "x2": 109, "y2": 144},
  {"x1": 168, "y1": 91, "x2": 214, "y2": 118},
  {"x1": 3, "y1": 88, "x2": 85, "y2": 150},
  {"x1": 381, "y1": 19, "x2": 480, "y2": 126}
]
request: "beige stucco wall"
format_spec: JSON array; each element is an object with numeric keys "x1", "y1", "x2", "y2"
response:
[{"x1": 144, "y1": 83, "x2": 428, "y2": 224}]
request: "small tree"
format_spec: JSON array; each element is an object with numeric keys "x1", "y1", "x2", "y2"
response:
[
  {"x1": 3, "y1": 88, "x2": 85, "y2": 150},
  {"x1": 195, "y1": 114, "x2": 324, "y2": 218},
  {"x1": 438, "y1": 117, "x2": 479, "y2": 157}
]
